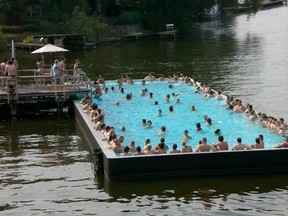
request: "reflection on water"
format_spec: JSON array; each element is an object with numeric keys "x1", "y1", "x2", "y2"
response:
[{"x1": 1, "y1": 6, "x2": 288, "y2": 216}]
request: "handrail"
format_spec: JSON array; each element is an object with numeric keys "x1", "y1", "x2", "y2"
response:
[
  {"x1": 78, "y1": 70, "x2": 93, "y2": 96},
  {"x1": 0, "y1": 74, "x2": 88, "y2": 103}
]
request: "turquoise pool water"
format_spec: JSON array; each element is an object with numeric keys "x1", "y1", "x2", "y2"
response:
[{"x1": 94, "y1": 80, "x2": 284, "y2": 154}]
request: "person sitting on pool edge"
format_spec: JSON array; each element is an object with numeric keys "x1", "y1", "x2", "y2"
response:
[
  {"x1": 181, "y1": 140, "x2": 193, "y2": 153},
  {"x1": 215, "y1": 90, "x2": 224, "y2": 101},
  {"x1": 157, "y1": 143, "x2": 166, "y2": 154},
  {"x1": 274, "y1": 137, "x2": 288, "y2": 148},
  {"x1": 231, "y1": 137, "x2": 251, "y2": 150},
  {"x1": 278, "y1": 118, "x2": 288, "y2": 135},
  {"x1": 159, "y1": 74, "x2": 166, "y2": 81},
  {"x1": 250, "y1": 137, "x2": 264, "y2": 149},
  {"x1": 144, "y1": 144, "x2": 156, "y2": 155},
  {"x1": 134, "y1": 146, "x2": 145, "y2": 155},
  {"x1": 233, "y1": 99, "x2": 246, "y2": 113},
  {"x1": 143, "y1": 138, "x2": 151, "y2": 151},
  {"x1": 154, "y1": 138, "x2": 169, "y2": 152},
  {"x1": 121, "y1": 146, "x2": 131, "y2": 156},
  {"x1": 92, "y1": 81, "x2": 102, "y2": 98},
  {"x1": 170, "y1": 144, "x2": 181, "y2": 153},
  {"x1": 129, "y1": 141, "x2": 136, "y2": 153},
  {"x1": 195, "y1": 137, "x2": 217, "y2": 152},
  {"x1": 144, "y1": 72, "x2": 155, "y2": 81},
  {"x1": 212, "y1": 135, "x2": 229, "y2": 151}
]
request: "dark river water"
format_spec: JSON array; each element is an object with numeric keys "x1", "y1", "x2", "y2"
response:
[{"x1": 1, "y1": 6, "x2": 288, "y2": 215}]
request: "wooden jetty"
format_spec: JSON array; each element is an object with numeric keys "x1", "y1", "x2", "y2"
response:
[
  {"x1": 0, "y1": 70, "x2": 92, "y2": 116},
  {"x1": 159, "y1": 24, "x2": 176, "y2": 39},
  {"x1": 33, "y1": 34, "x2": 85, "y2": 47},
  {"x1": 13, "y1": 43, "x2": 44, "y2": 51},
  {"x1": 119, "y1": 32, "x2": 158, "y2": 40},
  {"x1": 158, "y1": 30, "x2": 177, "y2": 39}
]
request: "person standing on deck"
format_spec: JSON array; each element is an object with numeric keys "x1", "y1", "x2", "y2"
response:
[
  {"x1": 51, "y1": 60, "x2": 61, "y2": 84},
  {"x1": 1, "y1": 59, "x2": 8, "y2": 91},
  {"x1": 73, "y1": 59, "x2": 81, "y2": 85},
  {"x1": 59, "y1": 57, "x2": 69, "y2": 76},
  {"x1": 5, "y1": 60, "x2": 17, "y2": 77},
  {"x1": 4, "y1": 60, "x2": 17, "y2": 93},
  {"x1": 36, "y1": 58, "x2": 45, "y2": 85},
  {"x1": 73, "y1": 59, "x2": 81, "y2": 76},
  {"x1": 11, "y1": 58, "x2": 18, "y2": 69}
]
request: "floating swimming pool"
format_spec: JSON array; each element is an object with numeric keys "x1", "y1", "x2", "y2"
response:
[
  {"x1": 95, "y1": 80, "x2": 283, "y2": 154},
  {"x1": 75, "y1": 79, "x2": 288, "y2": 180}
]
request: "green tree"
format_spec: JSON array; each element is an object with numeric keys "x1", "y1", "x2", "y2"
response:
[
  {"x1": 43, "y1": 0, "x2": 89, "y2": 22},
  {"x1": 0, "y1": 33, "x2": 8, "y2": 50},
  {"x1": 109, "y1": 0, "x2": 262, "y2": 33},
  {"x1": 0, "y1": 0, "x2": 24, "y2": 24},
  {"x1": 64, "y1": 6, "x2": 95, "y2": 42}
]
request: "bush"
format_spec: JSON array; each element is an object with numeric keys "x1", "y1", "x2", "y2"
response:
[
  {"x1": 22, "y1": 35, "x2": 33, "y2": 43},
  {"x1": 2, "y1": 26, "x2": 23, "y2": 33},
  {"x1": 21, "y1": 20, "x2": 41, "y2": 26},
  {"x1": 0, "y1": 34, "x2": 8, "y2": 50},
  {"x1": 114, "y1": 11, "x2": 144, "y2": 25},
  {"x1": 23, "y1": 24, "x2": 39, "y2": 32}
]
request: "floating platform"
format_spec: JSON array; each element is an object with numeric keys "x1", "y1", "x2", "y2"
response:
[
  {"x1": 0, "y1": 71, "x2": 91, "y2": 115},
  {"x1": 74, "y1": 100, "x2": 288, "y2": 181}
]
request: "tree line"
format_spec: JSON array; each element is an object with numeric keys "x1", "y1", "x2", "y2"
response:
[{"x1": 0, "y1": 0, "x2": 261, "y2": 42}]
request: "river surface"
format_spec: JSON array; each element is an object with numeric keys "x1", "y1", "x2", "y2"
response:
[{"x1": 1, "y1": 6, "x2": 288, "y2": 216}]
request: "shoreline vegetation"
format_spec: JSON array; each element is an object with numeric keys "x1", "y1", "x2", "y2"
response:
[{"x1": 0, "y1": 0, "x2": 284, "y2": 50}]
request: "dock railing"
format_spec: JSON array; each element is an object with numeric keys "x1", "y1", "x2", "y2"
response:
[{"x1": 1, "y1": 69, "x2": 92, "y2": 104}]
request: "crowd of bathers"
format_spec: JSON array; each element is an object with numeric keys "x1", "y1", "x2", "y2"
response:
[{"x1": 79, "y1": 73, "x2": 288, "y2": 156}]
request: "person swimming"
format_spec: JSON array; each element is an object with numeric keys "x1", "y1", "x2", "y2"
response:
[{"x1": 183, "y1": 130, "x2": 192, "y2": 139}]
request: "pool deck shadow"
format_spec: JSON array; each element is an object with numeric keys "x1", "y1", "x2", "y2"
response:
[{"x1": 74, "y1": 101, "x2": 288, "y2": 181}]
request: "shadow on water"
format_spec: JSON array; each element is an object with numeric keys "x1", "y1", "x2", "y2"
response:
[{"x1": 95, "y1": 173, "x2": 288, "y2": 201}]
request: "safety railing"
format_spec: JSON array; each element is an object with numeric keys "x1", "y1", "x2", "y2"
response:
[{"x1": 0, "y1": 74, "x2": 87, "y2": 104}]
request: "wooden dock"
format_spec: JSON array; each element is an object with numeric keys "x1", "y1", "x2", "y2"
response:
[
  {"x1": 0, "y1": 71, "x2": 91, "y2": 115},
  {"x1": 158, "y1": 30, "x2": 177, "y2": 39},
  {"x1": 119, "y1": 32, "x2": 158, "y2": 40}
]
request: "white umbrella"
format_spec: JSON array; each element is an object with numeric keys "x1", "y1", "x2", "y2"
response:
[{"x1": 31, "y1": 44, "x2": 69, "y2": 54}]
